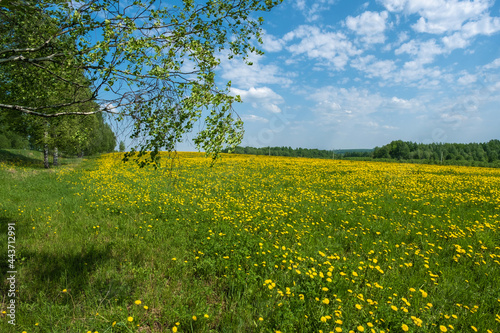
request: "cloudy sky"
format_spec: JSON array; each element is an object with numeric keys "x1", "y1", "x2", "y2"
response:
[{"x1": 211, "y1": 0, "x2": 500, "y2": 150}]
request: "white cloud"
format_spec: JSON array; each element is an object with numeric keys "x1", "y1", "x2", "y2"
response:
[
  {"x1": 380, "y1": 0, "x2": 491, "y2": 34},
  {"x1": 484, "y1": 57, "x2": 500, "y2": 69},
  {"x1": 346, "y1": 11, "x2": 389, "y2": 44},
  {"x1": 395, "y1": 39, "x2": 444, "y2": 65},
  {"x1": 308, "y1": 86, "x2": 385, "y2": 125},
  {"x1": 351, "y1": 55, "x2": 396, "y2": 79},
  {"x1": 230, "y1": 87, "x2": 284, "y2": 114},
  {"x1": 220, "y1": 53, "x2": 293, "y2": 89},
  {"x1": 457, "y1": 72, "x2": 477, "y2": 85},
  {"x1": 283, "y1": 25, "x2": 361, "y2": 70},
  {"x1": 294, "y1": 0, "x2": 337, "y2": 22},
  {"x1": 241, "y1": 114, "x2": 269, "y2": 123},
  {"x1": 260, "y1": 30, "x2": 285, "y2": 52}
]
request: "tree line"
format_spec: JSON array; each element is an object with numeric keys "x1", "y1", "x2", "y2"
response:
[
  {"x1": 224, "y1": 140, "x2": 500, "y2": 167},
  {"x1": 373, "y1": 140, "x2": 500, "y2": 166},
  {"x1": 222, "y1": 146, "x2": 372, "y2": 159}
]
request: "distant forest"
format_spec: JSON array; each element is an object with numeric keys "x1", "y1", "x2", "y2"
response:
[{"x1": 223, "y1": 139, "x2": 500, "y2": 167}]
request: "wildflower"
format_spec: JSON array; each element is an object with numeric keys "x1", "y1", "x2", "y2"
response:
[
  {"x1": 192, "y1": 316, "x2": 197, "y2": 321},
  {"x1": 204, "y1": 314, "x2": 209, "y2": 318},
  {"x1": 357, "y1": 326, "x2": 365, "y2": 332},
  {"x1": 172, "y1": 327, "x2": 178, "y2": 332},
  {"x1": 440, "y1": 325, "x2": 447, "y2": 332},
  {"x1": 135, "y1": 300, "x2": 141, "y2": 305},
  {"x1": 402, "y1": 324, "x2": 409, "y2": 332},
  {"x1": 322, "y1": 298, "x2": 330, "y2": 304},
  {"x1": 128, "y1": 317, "x2": 133, "y2": 322},
  {"x1": 355, "y1": 304, "x2": 362, "y2": 310}
]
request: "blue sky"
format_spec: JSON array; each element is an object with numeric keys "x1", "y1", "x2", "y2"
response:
[{"x1": 200, "y1": 0, "x2": 500, "y2": 151}]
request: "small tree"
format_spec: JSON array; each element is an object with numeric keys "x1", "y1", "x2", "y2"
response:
[{"x1": 119, "y1": 141, "x2": 126, "y2": 153}]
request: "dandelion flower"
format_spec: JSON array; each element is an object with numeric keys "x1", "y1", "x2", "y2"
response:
[
  {"x1": 172, "y1": 327, "x2": 178, "y2": 332},
  {"x1": 322, "y1": 298, "x2": 330, "y2": 304},
  {"x1": 135, "y1": 300, "x2": 141, "y2": 305},
  {"x1": 402, "y1": 324, "x2": 409, "y2": 332},
  {"x1": 440, "y1": 325, "x2": 447, "y2": 332},
  {"x1": 127, "y1": 317, "x2": 133, "y2": 322},
  {"x1": 192, "y1": 316, "x2": 197, "y2": 321}
]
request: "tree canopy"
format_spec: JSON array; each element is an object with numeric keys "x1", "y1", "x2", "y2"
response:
[{"x1": 0, "y1": 0, "x2": 282, "y2": 165}]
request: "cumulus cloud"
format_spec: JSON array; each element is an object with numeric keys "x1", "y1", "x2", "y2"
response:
[
  {"x1": 351, "y1": 55, "x2": 396, "y2": 80},
  {"x1": 230, "y1": 87, "x2": 284, "y2": 114},
  {"x1": 219, "y1": 53, "x2": 294, "y2": 89},
  {"x1": 346, "y1": 11, "x2": 389, "y2": 44},
  {"x1": 380, "y1": 0, "x2": 491, "y2": 34},
  {"x1": 283, "y1": 25, "x2": 361, "y2": 70}
]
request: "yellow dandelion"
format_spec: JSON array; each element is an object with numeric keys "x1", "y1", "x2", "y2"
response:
[
  {"x1": 357, "y1": 325, "x2": 365, "y2": 332},
  {"x1": 172, "y1": 327, "x2": 178, "y2": 332},
  {"x1": 204, "y1": 314, "x2": 209, "y2": 318},
  {"x1": 127, "y1": 316, "x2": 133, "y2": 322},
  {"x1": 192, "y1": 316, "x2": 197, "y2": 321},
  {"x1": 402, "y1": 324, "x2": 409, "y2": 332},
  {"x1": 144, "y1": 305, "x2": 148, "y2": 310},
  {"x1": 440, "y1": 325, "x2": 447, "y2": 332},
  {"x1": 259, "y1": 317, "x2": 264, "y2": 321},
  {"x1": 355, "y1": 304, "x2": 362, "y2": 310},
  {"x1": 135, "y1": 300, "x2": 141, "y2": 305},
  {"x1": 322, "y1": 298, "x2": 330, "y2": 305},
  {"x1": 335, "y1": 328, "x2": 342, "y2": 332},
  {"x1": 471, "y1": 326, "x2": 477, "y2": 332},
  {"x1": 391, "y1": 305, "x2": 398, "y2": 311}
]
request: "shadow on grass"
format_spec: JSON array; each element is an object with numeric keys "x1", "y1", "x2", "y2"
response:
[
  {"x1": 0, "y1": 149, "x2": 44, "y2": 168},
  {"x1": 0, "y1": 214, "x2": 137, "y2": 305}
]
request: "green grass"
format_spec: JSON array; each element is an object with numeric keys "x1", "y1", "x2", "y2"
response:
[{"x1": 0, "y1": 151, "x2": 499, "y2": 333}]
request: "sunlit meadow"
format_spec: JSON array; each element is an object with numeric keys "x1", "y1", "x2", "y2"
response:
[{"x1": 1, "y1": 152, "x2": 500, "y2": 332}]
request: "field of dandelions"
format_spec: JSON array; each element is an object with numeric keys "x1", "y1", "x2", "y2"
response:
[{"x1": 1, "y1": 152, "x2": 499, "y2": 333}]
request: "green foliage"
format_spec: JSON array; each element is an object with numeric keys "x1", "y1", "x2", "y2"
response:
[
  {"x1": 1, "y1": 0, "x2": 283, "y2": 166},
  {"x1": 119, "y1": 141, "x2": 126, "y2": 152},
  {"x1": 374, "y1": 140, "x2": 500, "y2": 166}
]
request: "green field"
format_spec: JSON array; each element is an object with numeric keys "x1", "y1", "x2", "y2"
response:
[{"x1": 1, "y1": 150, "x2": 499, "y2": 333}]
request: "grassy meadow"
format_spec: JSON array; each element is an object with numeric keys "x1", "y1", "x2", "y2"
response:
[{"x1": 1, "y1": 150, "x2": 500, "y2": 333}]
